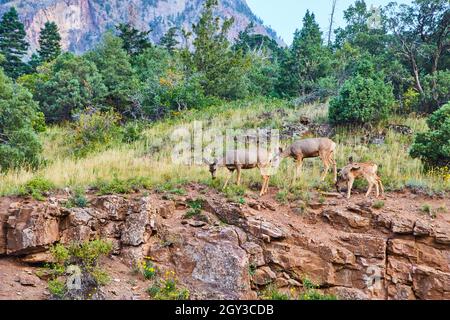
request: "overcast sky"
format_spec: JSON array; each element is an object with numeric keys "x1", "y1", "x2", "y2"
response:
[{"x1": 246, "y1": 0, "x2": 413, "y2": 44}]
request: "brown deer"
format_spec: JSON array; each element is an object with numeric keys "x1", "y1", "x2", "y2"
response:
[
  {"x1": 204, "y1": 148, "x2": 282, "y2": 196},
  {"x1": 282, "y1": 138, "x2": 337, "y2": 183},
  {"x1": 335, "y1": 157, "x2": 385, "y2": 199}
]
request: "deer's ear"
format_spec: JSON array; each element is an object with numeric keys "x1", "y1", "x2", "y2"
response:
[
  {"x1": 348, "y1": 156, "x2": 354, "y2": 164},
  {"x1": 202, "y1": 158, "x2": 211, "y2": 165}
]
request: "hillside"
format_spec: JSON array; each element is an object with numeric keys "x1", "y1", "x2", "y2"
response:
[
  {"x1": 0, "y1": 0, "x2": 281, "y2": 54},
  {"x1": 0, "y1": 99, "x2": 449, "y2": 300}
]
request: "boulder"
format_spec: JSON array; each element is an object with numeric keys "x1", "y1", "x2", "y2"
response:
[
  {"x1": 121, "y1": 197, "x2": 155, "y2": 247},
  {"x1": 391, "y1": 216, "x2": 415, "y2": 234},
  {"x1": 322, "y1": 209, "x2": 370, "y2": 231},
  {"x1": 434, "y1": 223, "x2": 450, "y2": 245},
  {"x1": 6, "y1": 203, "x2": 60, "y2": 255},
  {"x1": 412, "y1": 266, "x2": 450, "y2": 300},
  {"x1": 252, "y1": 266, "x2": 277, "y2": 286},
  {"x1": 246, "y1": 218, "x2": 286, "y2": 240}
]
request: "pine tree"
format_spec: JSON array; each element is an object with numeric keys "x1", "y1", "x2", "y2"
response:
[
  {"x1": 38, "y1": 21, "x2": 62, "y2": 62},
  {"x1": 280, "y1": 10, "x2": 330, "y2": 96},
  {"x1": 191, "y1": 0, "x2": 250, "y2": 99},
  {"x1": 116, "y1": 23, "x2": 151, "y2": 56},
  {"x1": 159, "y1": 27, "x2": 179, "y2": 54},
  {"x1": 0, "y1": 7, "x2": 29, "y2": 79},
  {"x1": 86, "y1": 32, "x2": 139, "y2": 115}
]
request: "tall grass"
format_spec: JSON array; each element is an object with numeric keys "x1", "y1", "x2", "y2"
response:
[{"x1": 0, "y1": 98, "x2": 448, "y2": 196}]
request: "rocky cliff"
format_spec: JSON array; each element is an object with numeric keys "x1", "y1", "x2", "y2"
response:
[
  {"x1": 1, "y1": 184, "x2": 449, "y2": 300},
  {"x1": 0, "y1": 0, "x2": 280, "y2": 54}
]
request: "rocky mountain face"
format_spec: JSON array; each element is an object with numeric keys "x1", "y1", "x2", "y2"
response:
[
  {"x1": 1, "y1": 185, "x2": 449, "y2": 300},
  {"x1": 0, "y1": 0, "x2": 280, "y2": 54}
]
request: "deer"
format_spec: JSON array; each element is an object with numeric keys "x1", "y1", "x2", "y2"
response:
[
  {"x1": 282, "y1": 138, "x2": 337, "y2": 183},
  {"x1": 204, "y1": 148, "x2": 282, "y2": 197},
  {"x1": 335, "y1": 157, "x2": 385, "y2": 199}
]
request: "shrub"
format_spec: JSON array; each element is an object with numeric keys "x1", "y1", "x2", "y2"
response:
[
  {"x1": 147, "y1": 270, "x2": 190, "y2": 300},
  {"x1": 93, "y1": 176, "x2": 151, "y2": 195},
  {"x1": 422, "y1": 70, "x2": 450, "y2": 113},
  {"x1": 35, "y1": 53, "x2": 107, "y2": 123},
  {"x1": 329, "y1": 75, "x2": 395, "y2": 126},
  {"x1": 46, "y1": 240, "x2": 113, "y2": 300},
  {"x1": 0, "y1": 69, "x2": 45, "y2": 172},
  {"x1": 64, "y1": 187, "x2": 88, "y2": 208},
  {"x1": 18, "y1": 177, "x2": 55, "y2": 200},
  {"x1": 68, "y1": 108, "x2": 122, "y2": 158},
  {"x1": 410, "y1": 102, "x2": 450, "y2": 169}
]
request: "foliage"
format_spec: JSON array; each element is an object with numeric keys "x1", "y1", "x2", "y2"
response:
[
  {"x1": 67, "y1": 109, "x2": 122, "y2": 158},
  {"x1": 410, "y1": 102, "x2": 450, "y2": 169},
  {"x1": 0, "y1": 69, "x2": 45, "y2": 171},
  {"x1": 35, "y1": 53, "x2": 107, "y2": 123},
  {"x1": 0, "y1": 7, "x2": 28, "y2": 78},
  {"x1": 17, "y1": 176, "x2": 55, "y2": 200},
  {"x1": 64, "y1": 187, "x2": 88, "y2": 208},
  {"x1": 86, "y1": 33, "x2": 140, "y2": 117},
  {"x1": 279, "y1": 10, "x2": 331, "y2": 97},
  {"x1": 38, "y1": 21, "x2": 62, "y2": 63},
  {"x1": 147, "y1": 270, "x2": 190, "y2": 300},
  {"x1": 329, "y1": 74, "x2": 395, "y2": 125},
  {"x1": 46, "y1": 240, "x2": 113, "y2": 300},
  {"x1": 93, "y1": 176, "x2": 151, "y2": 195},
  {"x1": 191, "y1": 0, "x2": 251, "y2": 99},
  {"x1": 116, "y1": 23, "x2": 151, "y2": 56},
  {"x1": 159, "y1": 27, "x2": 179, "y2": 54}
]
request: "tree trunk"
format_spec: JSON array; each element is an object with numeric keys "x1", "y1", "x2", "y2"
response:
[{"x1": 327, "y1": 0, "x2": 337, "y2": 47}]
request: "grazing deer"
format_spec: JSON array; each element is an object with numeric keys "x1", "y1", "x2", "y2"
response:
[
  {"x1": 204, "y1": 148, "x2": 282, "y2": 196},
  {"x1": 335, "y1": 157, "x2": 384, "y2": 199},
  {"x1": 282, "y1": 138, "x2": 337, "y2": 183}
]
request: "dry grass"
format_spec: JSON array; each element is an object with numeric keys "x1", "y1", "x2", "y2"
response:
[{"x1": 0, "y1": 98, "x2": 448, "y2": 196}]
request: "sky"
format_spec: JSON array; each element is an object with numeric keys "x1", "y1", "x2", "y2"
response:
[{"x1": 246, "y1": 0, "x2": 413, "y2": 45}]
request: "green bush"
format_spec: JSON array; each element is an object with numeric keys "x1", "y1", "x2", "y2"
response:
[
  {"x1": 46, "y1": 240, "x2": 113, "y2": 300},
  {"x1": 18, "y1": 177, "x2": 55, "y2": 200},
  {"x1": 68, "y1": 108, "x2": 122, "y2": 158},
  {"x1": 410, "y1": 102, "x2": 450, "y2": 169},
  {"x1": 422, "y1": 70, "x2": 450, "y2": 113},
  {"x1": 94, "y1": 176, "x2": 151, "y2": 195},
  {"x1": 0, "y1": 69, "x2": 45, "y2": 172},
  {"x1": 64, "y1": 187, "x2": 88, "y2": 208},
  {"x1": 329, "y1": 75, "x2": 395, "y2": 125}
]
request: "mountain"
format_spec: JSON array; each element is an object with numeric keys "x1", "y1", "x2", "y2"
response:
[{"x1": 0, "y1": 0, "x2": 283, "y2": 54}]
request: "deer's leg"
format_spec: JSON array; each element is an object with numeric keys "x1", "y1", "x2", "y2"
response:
[
  {"x1": 378, "y1": 177, "x2": 385, "y2": 197},
  {"x1": 346, "y1": 177, "x2": 355, "y2": 199},
  {"x1": 366, "y1": 177, "x2": 375, "y2": 198},
  {"x1": 260, "y1": 176, "x2": 266, "y2": 196},
  {"x1": 223, "y1": 169, "x2": 234, "y2": 189},
  {"x1": 320, "y1": 152, "x2": 331, "y2": 181},
  {"x1": 236, "y1": 167, "x2": 242, "y2": 186},
  {"x1": 264, "y1": 176, "x2": 271, "y2": 194},
  {"x1": 293, "y1": 158, "x2": 303, "y2": 183},
  {"x1": 330, "y1": 152, "x2": 337, "y2": 183}
]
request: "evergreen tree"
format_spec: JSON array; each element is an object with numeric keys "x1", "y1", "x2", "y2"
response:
[
  {"x1": 116, "y1": 23, "x2": 151, "y2": 56},
  {"x1": 280, "y1": 10, "x2": 330, "y2": 96},
  {"x1": 159, "y1": 27, "x2": 179, "y2": 54},
  {"x1": 0, "y1": 7, "x2": 29, "y2": 79},
  {"x1": 28, "y1": 53, "x2": 41, "y2": 73},
  {"x1": 86, "y1": 32, "x2": 139, "y2": 116},
  {"x1": 38, "y1": 21, "x2": 62, "y2": 62},
  {"x1": 192, "y1": 0, "x2": 250, "y2": 99},
  {"x1": 0, "y1": 67, "x2": 45, "y2": 171}
]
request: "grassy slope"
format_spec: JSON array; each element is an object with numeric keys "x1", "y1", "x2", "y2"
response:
[{"x1": 0, "y1": 98, "x2": 448, "y2": 196}]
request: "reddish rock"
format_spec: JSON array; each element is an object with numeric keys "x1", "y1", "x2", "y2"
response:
[
  {"x1": 412, "y1": 266, "x2": 450, "y2": 300},
  {"x1": 391, "y1": 216, "x2": 415, "y2": 234},
  {"x1": 322, "y1": 209, "x2": 370, "y2": 231},
  {"x1": 252, "y1": 266, "x2": 276, "y2": 286},
  {"x1": 6, "y1": 203, "x2": 60, "y2": 255}
]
